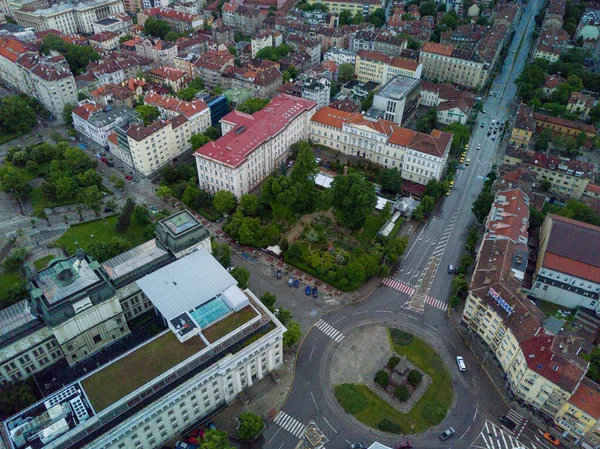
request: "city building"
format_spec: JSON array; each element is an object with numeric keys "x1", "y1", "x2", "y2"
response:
[
  {"x1": 309, "y1": 106, "x2": 453, "y2": 185},
  {"x1": 554, "y1": 377, "x2": 600, "y2": 444},
  {"x1": 192, "y1": 50, "x2": 235, "y2": 88},
  {"x1": 250, "y1": 31, "x2": 272, "y2": 59},
  {"x1": 194, "y1": 93, "x2": 317, "y2": 197},
  {"x1": 286, "y1": 34, "x2": 321, "y2": 67},
  {"x1": 355, "y1": 50, "x2": 423, "y2": 84},
  {"x1": 81, "y1": 54, "x2": 152, "y2": 90},
  {"x1": 92, "y1": 12, "x2": 133, "y2": 34},
  {"x1": 135, "y1": 38, "x2": 178, "y2": 66},
  {"x1": 72, "y1": 103, "x2": 135, "y2": 149},
  {"x1": 306, "y1": 0, "x2": 384, "y2": 16},
  {"x1": 510, "y1": 103, "x2": 536, "y2": 149},
  {"x1": 89, "y1": 82, "x2": 142, "y2": 108},
  {"x1": 1, "y1": 219, "x2": 286, "y2": 449},
  {"x1": 315, "y1": 26, "x2": 349, "y2": 53},
  {"x1": 0, "y1": 37, "x2": 77, "y2": 121},
  {"x1": 420, "y1": 81, "x2": 475, "y2": 125},
  {"x1": 323, "y1": 47, "x2": 357, "y2": 66},
  {"x1": 221, "y1": 3, "x2": 265, "y2": 36},
  {"x1": 147, "y1": 66, "x2": 190, "y2": 92},
  {"x1": 529, "y1": 214, "x2": 600, "y2": 313},
  {"x1": 88, "y1": 31, "x2": 120, "y2": 50},
  {"x1": 533, "y1": 112, "x2": 598, "y2": 141},
  {"x1": 367, "y1": 75, "x2": 421, "y2": 126},
  {"x1": 221, "y1": 62, "x2": 283, "y2": 99},
  {"x1": 300, "y1": 76, "x2": 331, "y2": 110},
  {"x1": 419, "y1": 41, "x2": 488, "y2": 89},
  {"x1": 566, "y1": 91, "x2": 598, "y2": 121},
  {"x1": 14, "y1": 0, "x2": 125, "y2": 34},
  {"x1": 350, "y1": 30, "x2": 408, "y2": 57},
  {"x1": 143, "y1": 91, "x2": 211, "y2": 136},
  {"x1": 137, "y1": 7, "x2": 204, "y2": 32}
]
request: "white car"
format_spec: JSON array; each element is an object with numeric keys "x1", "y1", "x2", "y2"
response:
[
  {"x1": 95, "y1": 153, "x2": 102, "y2": 159},
  {"x1": 456, "y1": 356, "x2": 466, "y2": 372},
  {"x1": 476, "y1": 144, "x2": 481, "y2": 150}
]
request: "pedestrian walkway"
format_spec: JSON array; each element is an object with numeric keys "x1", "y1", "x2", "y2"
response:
[
  {"x1": 381, "y1": 277, "x2": 415, "y2": 295},
  {"x1": 273, "y1": 411, "x2": 306, "y2": 439},
  {"x1": 424, "y1": 295, "x2": 448, "y2": 312},
  {"x1": 314, "y1": 319, "x2": 345, "y2": 343},
  {"x1": 472, "y1": 420, "x2": 528, "y2": 449}
]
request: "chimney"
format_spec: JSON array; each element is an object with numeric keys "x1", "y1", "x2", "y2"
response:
[{"x1": 343, "y1": 165, "x2": 348, "y2": 176}]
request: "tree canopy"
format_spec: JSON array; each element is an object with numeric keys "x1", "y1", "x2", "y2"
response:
[
  {"x1": 331, "y1": 172, "x2": 377, "y2": 230},
  {"x1": 144, "y1": 17, "x2": 171, "y2": 39},
  {"x1": 135, "y1": 105, "x2": 160, "y2": 126},
  {"x1": 237, "y1": 412, "x2": 264, "y2": 440},
  {"x1": 337, "y1": 63, "x2": 354, "y2": 83},
  {"x1": 255, "y1": 44, "x2": 293, "y2": 62},
  {"x1": 237, "y1": 97, "x2": 270, "y2": 114},
  {"x1": 213, "y1": 190, "x2": 237, "y2": 214},
  {"x1": 40, "y1": 33, "x2": 100, "y2": 75},
  {"x1": 0, "y1": 96, "x2": 37, "y2": 135}
]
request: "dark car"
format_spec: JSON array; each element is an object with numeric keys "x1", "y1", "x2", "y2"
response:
[
  {"x1": 103, "y1": 207, "x2": 112, "y2": 213},
  {"x1": 100, "y1": 157, "x2": 109, "y2": 164},
  {"x1": 305, "y1": 286, "x2": 311, "y2": 296},
  {"x1": 293, "y1": 279, "x2": 299, "y2": 288},
  {"x1": 396, "y1": 442, "x2": 413, "y2": 449},
  {"x1": 312, "y1": 287, "x2": 318, "y2": 298},
  {"x1": 499, "y1": 416, "x2": 517, "y2": 431},
  {"x1": 440, "y1": 427, "x2": 456, "y2": 441},
  {"x1": 276, "y1": 269, "x2": 282, "y2": 279}
]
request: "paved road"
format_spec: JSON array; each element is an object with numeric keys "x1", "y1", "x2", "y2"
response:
[{"x1": 261, "y1": 0, "x2": 544, "y2": 447}]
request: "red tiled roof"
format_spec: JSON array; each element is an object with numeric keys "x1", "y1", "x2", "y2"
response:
[
  {"x1": 149, "y1": 66, "x2": 187, "y2": 81},
  {"x1": 421, "y1": 41, "x2": 454, "y2": 56},
  {"x1": 143, "y1": 91, "x2": 208, "y2": 118},
  {"x1": 194, "y1": 93, "x2": 316, "y2": 168},
  {"x1": 533, "y1": 112, "x2": 598, "y2": 134},
  {"x1": 0, "y1": 37, "x2": 33, "y2": 62},
  {"x1": 89, "y1": 31, "x2": 119, "y2": 42},
  {"x1": 585, "y1": 184, "x2": 600, "y2": 195},
  {"x1": 73, "y1": 103, "x2": 103, "y2": 120},
  {"x1": 568, "y1": 377, "x2": 600, "y2": 419},
  {"x1": 142, "y1": 7, "x2": 201, "y2": 22},
  {"x1": 486, "y1": 189, "x2": 529, "y2": 244}
]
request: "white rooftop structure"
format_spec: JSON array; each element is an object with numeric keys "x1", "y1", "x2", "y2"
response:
[{"x1": 315, "y1": 172, "x2": 334, "y2": 189}]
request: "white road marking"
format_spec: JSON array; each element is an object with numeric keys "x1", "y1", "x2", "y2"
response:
[{"x1": 314, "y1": 319, "x2": 345, "y2": 342}]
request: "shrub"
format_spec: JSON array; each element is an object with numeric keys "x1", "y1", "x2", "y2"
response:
[
  {"x1": 387, "y1": 356, "x2": 400, "y2": 370},
  {"x1": 3, "y1": 248, "x2": 29, "y2": 272},
  {"x1": 389, "y1": 329, "x2": 414, "y2": 346},
  {"x1": 421, "y1": 400, "x2": 447, "y2": 425},
  {"x1": 449, "y1": 296, "x2": 461, "y2": 308},
  {"x1": 378, "y1": 419, "x2": 402, "y2": 434},
  {"x1": 408, "y1": 369, "x2": 423, "y2": 386},
  {"x1": 394, "y1": 386, "x2": 410, "y2": 402},
  {"x1": 374, "y1": 370, "x2": 389, "y2": 388}
]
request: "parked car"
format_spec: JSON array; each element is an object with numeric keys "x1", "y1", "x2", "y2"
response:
[
  {"x1": 465, "y1": 158, "x2": 470, "y2": 166},
  {"x1": 543, "y1": 433, "x2": 560, "y2": 446},
  {"x1": 456, "y1": 356, "x2": 466, "y2": 372},
  {"x1": 276, "y1": 269, "x2": 282, "y2": 279},
  {"x1": 499, "y1": 416, "x2": 516, "y2": 431},
  {"x1": 100, "y1": 157, "x2": 109, "y2": 164},
  {"x1": 349, "y1": 444, "x2": 367, "y2": 449},
  {"x1": 439, "y1": 427, "x2": 456, "y2": 441},
  {"x1": 312, "y1": 287, "x2": 318, "y2": 298},
  {"x1": 288, "y1": 278, "x2": 294, "y2": 287},
  {"x1": 125, "y1": 175, "x2": 133, "y2": 180},
  {"x1": 396, "y1": 442, "x2": 413, "y2": 449},
  {"x1": 293, "y1": 279, "x2": 299, "y2": 288},
  {"x1": 305, "y1": 286, "x2": 311, "y2": 296},
  {"x1": 103, "y1": 207, "x2": 112, "y2": 213},
  {"x1": 95, "y1": 153, "x2": 102, "y2": 159}
]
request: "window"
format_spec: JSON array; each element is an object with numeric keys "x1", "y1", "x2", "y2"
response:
[{"x1": 93, "y1": 334, "x2": 102, "y2": 344}]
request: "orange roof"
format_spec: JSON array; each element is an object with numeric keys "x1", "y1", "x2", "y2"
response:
[
  {"x1": 108, "y1": 133, "x2": 118, "y2": 145},
  {"x1": 568, "y1": 377, "x2": 600, "y2": 419},
  {"x1": 149, "y1": 66, "x2": 187, "y2": 81},
  {"x1": 585, "y1": 184, "x2": 600, "y2": 195},
  {"x1": 487, "y1": 189, "x2": 529, "y2": 244},
  {"x1": 357, "y1": 49, "x2": 393, "y2": 64},
  {"x1": 391, "y1": 57, "x2": 420, "y2": 71},
  {"x1": 389, "y1": 127, "x2": 415, "y2": 146},
  {"x1": 143, "y1": 91, "x2": 208, "y2": 118},
  {"x1": 309, "y1": 106, "x2": 353, "y2": 129},
  {"x1": 0, "y1": 37, "x2": 32, "y2": 62},
  {"x1": 72, "y1": 103, "x2": 102, "y2": 121},
  {"x1": 421, "y1": 41, "x2": 454, "y2": 56}
]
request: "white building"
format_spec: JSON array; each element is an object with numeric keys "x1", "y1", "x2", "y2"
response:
[
  {"x1": 250, "y1": 32, "x2": 272, "y2": 59},
  {"x1": 323, "y1": 47, "x2": 357, "y2": 66},
  {"x1": 369, "y1": 75, "x2": 421, "y2": 126},
  {"x1": 92, "y1": 12, "x2": 132, "y2": 34},
  {"x1": 1, "y1": 233, "x2": 286, "y2": 449},
  {"x1": 72, "y1": 103, "x2": 134, "y2": 149},
  {"x1": 194, "y1": 93, "x2": 317, "y2": 197},
  {"x1": 0, "y1": 37, "x2": 77, "y2": 121},
  {"x1": 309, "y1": 106, "x2": 452, "y2": 185},
  {"x1": 143, "y1": 91, "x2": 211, "y2": 136},
  {"x1": 301, "y1": 76, "x2": 331, "y2": 110},
  {"x1": 14, "y1": 0, "x2": 125, "y2": 34}
]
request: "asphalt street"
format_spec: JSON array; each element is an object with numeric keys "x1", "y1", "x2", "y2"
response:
[{"x1": 262, "y1": 0, "x2": 544, "y2": 447}]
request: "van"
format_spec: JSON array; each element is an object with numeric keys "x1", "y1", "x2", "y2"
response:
[{"x1": 448, "y1": 264, "x2": 454, "y2": 274}]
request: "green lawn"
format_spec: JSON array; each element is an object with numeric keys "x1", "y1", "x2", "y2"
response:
[
  {"x1": 29, "y1": 185, "x2": 77, "y2": 209},
  {"x1": 356, "y1": 214, "x2": 386, "y2": 243},
  {"x1": 81, "y1": 331, "x2": 206, "y2": 412},
  {"x1": 33, "y1": 255, "x2": 55, "y2": 270},
  {"x1": 334, "y1": 329, "x2": 454, "y2": 434},
  {"x1": 202, "y1": 306, "x2": 258, "y2": 343},
  {"x1": 0, "y1": 132, "x2": 18, "y2": 146},
  {"x1": 54, "y1": 215, "x2": 150, "y2": 255}
]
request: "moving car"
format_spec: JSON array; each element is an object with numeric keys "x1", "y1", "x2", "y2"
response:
[
  {"x1": 440, "y1": 427, "x2": 456, "y2": 441},
  {"x1": 491, "y1": 135, "x2": 496, "y2": 141},
  {"x1": 543, "y1": 433, "x2": 560, "y2": 446},
  {"x1": 305, "y1": 286, "x2": 311, "y2": 296},
  {"x1": 312, "y1": 287, "x2": 318, "y2": 298},
  {"x1": 481, "y1": 122, "x2": 485, "y2": 128},
  {"x1": 95, "y1": 153, "x2": 102, "y2": 159},
  {"x1": 227, "y1": 266, "x2": 235, "y2": 272},
  {"x1": 465, "y1": 158, "x2": 470, "y2": 166},
  {"x1": 448, "y1": 264, "x2": 454, "y2": 274},
  {"x1": 476, "y1": 144, "x2": 481, "y2": 150},
  {"x1": 456, "y1": 356, "x2": 466, "y2": 372},
  {"x1": 276, "y1": 269, "x2": 282, "y2": 280},
  {"x1": 499, "y1": 416, "x2": 517, "y2": 431}
]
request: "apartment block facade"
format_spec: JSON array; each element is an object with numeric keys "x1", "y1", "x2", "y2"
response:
[
  {"x1": 306, "y1": 0, "x2": 383, "y2": 16},
  {"x1": 419, "y1": 41, "x2": 488, "y2": 89},
  {"x1": 355, "y1": 50, "x2": 422, "y2": 85}
]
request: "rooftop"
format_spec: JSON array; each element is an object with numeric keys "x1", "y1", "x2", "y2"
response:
[
  {"x1": 567, "y1": 377, "x2": 600, "y2": 419},
  {"x1": 101, "y1": 239, "x2": 173, "y2": 285},
  {"x1": 376, "y1": 75, "x2": 421, "y2": 100},
  {"x1": 486, "y1": 188, "x2": 530, "y2": 245},
  {"x1": 515, "y1": 103, "x2": 536, "y2": 132},
  {"x1": 533, "y1": 112, "x2": 598, "y2": 134},
  {"x1": 194, "y1": 93, "x2": 316, "y2": 168},
  {"x1": 421, "y1": 41, "x2": 454, "y2": 56},
  {"x1": 0, "y1": 300, "x2": 41, "y2": 347}
]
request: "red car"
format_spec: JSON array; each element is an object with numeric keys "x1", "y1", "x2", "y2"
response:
[
  {"x1": 396, "y1": 441, "x2": 413, "y2": 449},
  {"x1": 100, "y1": 157, "x2": 109, "y2": 164},
  {"x1": 125, "y1": 175, "x2": 132, "y2": 180}
]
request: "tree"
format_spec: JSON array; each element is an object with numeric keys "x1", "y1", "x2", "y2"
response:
[
  {"x1": 189, "y1": 76, "x2": 205, "y2": 90},
  {"x1": 394, "y1": 386, "x2": 410, "y2": 401},
  {"x1": 424, "y1": 180, "x2": 446, "y2": 200},
  {"x1": 54, "y1": 176, "x2": 78, "y2": 200},
  {"x1": 283, "y1": 321, "x2": 302, "y2": 347},
  {"x1": 388, "y1": 356, "x2": 400, "y2": 369},
  {"x1": 165, "y1": 31, "x2": 183, "y2": 42},
  {"x1": 444, "y1": 122, "x2": 470, "y2": 156},
  {"x1": 237, "y1": 412, "x2": 264, "y2": 440},
  {"x1": 419, "y1": 1, "x2": 436, "y2": 16},
  {"x1": 176, "y1": 86, "x2": 201, "y2": 101},
  {"x1": 133, "y1": 204, "x2": 150, "y2": 225},
  {"x1": 144, "y1": 17, "x2": 170, "y2": 39},
  {"x1": 540, "y1": 178, "x2": 552, "y2": 192},
  {"x1": 116, "y1": 198, "x2": 135, "y2": 232},
  {"x1": 40, "y1": 34, "x2": 100, "y2": 74},
  {"x1": 156, "y1": 185, "x2": 173, "y2": 198},
  {"x1": 472, "y1": 190, "x2": 495, "y2": 223},
  {"x1": 451, "y1": 273, "x2": 468, "y2": 295},
  {"x1": 337, "y1": 62, "x2": 354, "y2": 83},
  {"x1": 119, "y1": 34, "x2": 133, "y2": 43},
  {"x1": 352, "y1": 11, "x2": 364, "y2": 24},
  {"x1": 202, "y1": 429, "x2": 234, "y2": 449},
  {"x1": 213, "y1": 190, "x2": 237, "y2": 214},
  {"x1": 109, "y1": 174, "x2": 125, "y2": 190},
  {"x1": 79, "y1": 185, "x2": 103, "y2": 216},
  {"x1": 0, "y1": 96, "x2": 37, "y2": 134},
  {"x1": 419, "y1": 195, "x2": 435, "y2": 216},
  {"x1": 135, "y1": 105, "x2": 160, "y2": 126},
  {"x1": 338, "y1": 9, "x2": 353, "y2": 25},
  {"x1": 255, "y1": 44, "x2": 293, "y2": 62},
  {"x1": 78, "y1": 168, "x2": 102, "y2": 187},
  {"x1": 190, "y1": 133, "x2": 211, "y2": 150},
  {"x1": 282, "y1": 66, "x2": 300, "y2": 82},
  {"x1": 416, "y1": 109, "x2": 437, "y2": 133},
  {"x1": 276, "y1": 308, "x2": 292, "y2": 326},
  {"x1": 535, "y1": 129, "x2": 552, "y2": 152},
  {"x1": 590, "y1": 105, "x2": 600, "y2": 124},
  {"x1": 259, "y1": 292, "x2": 277, "y2": 312},
  {"x1": 211, "y1": 240, "x2": 232, "y2": 267},
  {"x1": 374, "y1": 370, "x2": 389, "y2": 387},
  {"x1": 0, "y1": 166, "x2": 31, "y2": 199},
  {"x1": 369, "y1": 7, "x2": 386, "y2": 27},
  {"x1": 379, "y1": 168, "x2": 403, "y2": 194},
  {"x1": 237, "y1": 97, "x2": 270, "y2": 114},
  {"x1": 239, "y1": 194, "x2": 259, "y2": 216},
  {"x1": 0, "y1": 380, "x2": 38, "y2": 422},
  {"x1": 331, "y1": 172, "x2": 377, "y2": 230},
  {"x1": 230, "y1": 266, "x2": 250, "y2": 289},
  {"x1": 408, "y1": 369, "x2": 423, "y2": 386},
  {"x1": 3, "y1": 248, "x2": 29, "y2": 272},
  {"x1": 205, "y1": 126, "x2": 221, "y2": 140},
  {"x1": 32, "y1": 206, "x2": 50, "y2": 225}
]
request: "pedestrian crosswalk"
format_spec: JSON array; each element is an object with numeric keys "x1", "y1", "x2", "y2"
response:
[
  {"x1": 424, "y1": 295, "x2": 448, "y2": 312},
  {"x1": 506, "y1": 409, "x2": 524, "y2": 428},
  {"x1": 314, "y1": 319, "x2": 345, "y2": 343},
  {"x1": 274, "y1": 411, "x2": 306, "y2": 438},
  {"x1": 381, "y1": 277, "x2": 415, "y2": 295},
  {"x1": 472, "y1": 420, "x2": 527, "y2": 449}
]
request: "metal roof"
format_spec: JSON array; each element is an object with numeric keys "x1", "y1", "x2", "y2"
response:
[
  {"x1": 136, "y1": 249, "x2": 237, "y2": 321},
  {"x1": 35, "y1": 257, "x2": 101, "y2": 305},
  {"x1": 102, "y1": 239, "x2": 169, "y2": 281},
  {"x1": 0, "y1": 300, "x2": 39, "y2": 341}
]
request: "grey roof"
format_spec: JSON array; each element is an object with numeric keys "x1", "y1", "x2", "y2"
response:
[
  {"x1": 545, "y1": 316, "x2": 565, "y2": 335},
  {"x1": 376, "y1": 75, "x2": 421, "y2": 100},
  {"x1": 160, "y1": 210, "x2": 202, "y2": 236},
  {"x1": 102, "y1": 239, "x2": 170, "y2": 282},
  {"x1": 136, "y1": 249, "x2": 236, "y2": 321},
  {"x1": 0, "y1": 300, "x2": 40, "y2": 342},
  {"x1": 89, "y1": 105, "x2": 134, "y2": 128},
  {"x1": 35, "y1": 257, "x2": 101, "y2": 305}
]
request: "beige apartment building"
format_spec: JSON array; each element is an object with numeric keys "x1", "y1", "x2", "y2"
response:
[
  {"x1": 355, "y1": 49, "x2": 422, "y2": 84},
  {"x1": 306, "y1": 0, "x2": 384, "y2": 16},
  {"x1": 419, "y1": 41, "x2": 488, "y2": 89}
]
